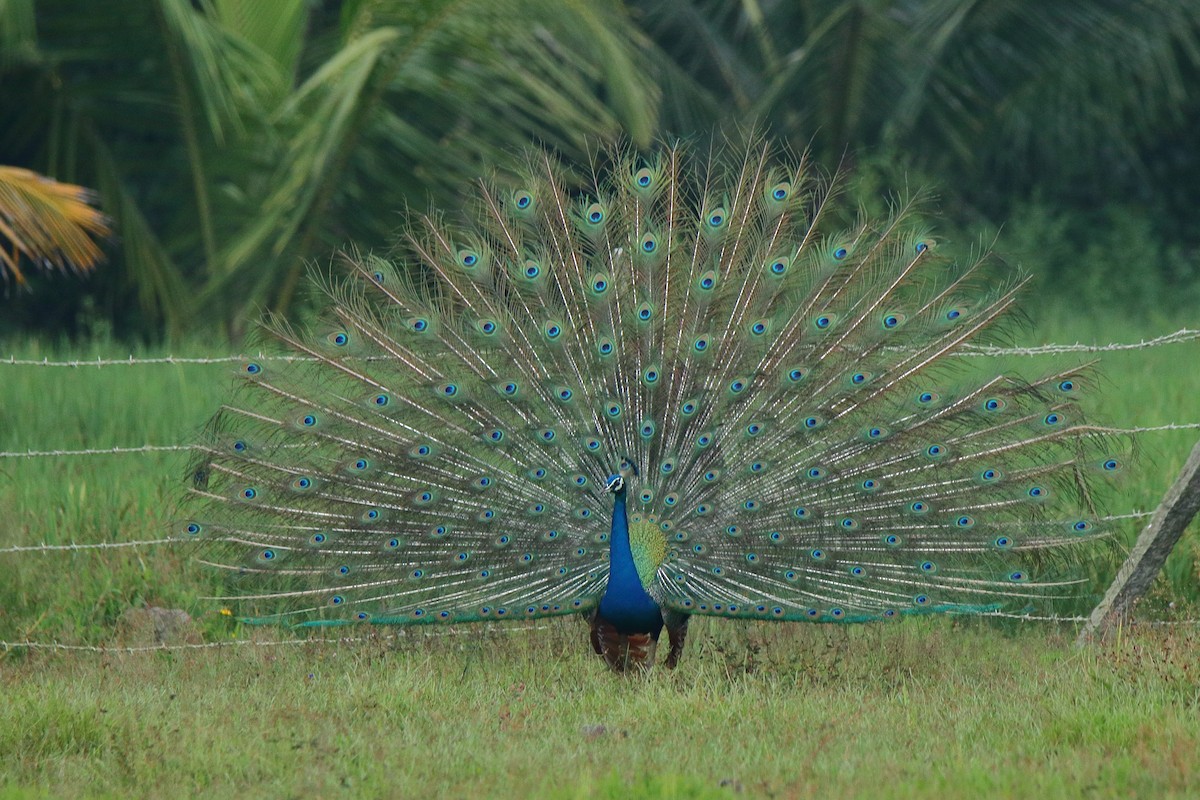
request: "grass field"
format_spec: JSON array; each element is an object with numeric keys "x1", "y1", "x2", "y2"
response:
[
  {"x1": 2, "y1": 312, "x2": 1199, "y2": 798},
  {"x1": 2, "y1": 622, "x2": 1199, "y2": 798}
]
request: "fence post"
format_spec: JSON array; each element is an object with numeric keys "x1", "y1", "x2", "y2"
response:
[{"x1": 1077, "y1": 437, "x2": 1200, "y2": 645}]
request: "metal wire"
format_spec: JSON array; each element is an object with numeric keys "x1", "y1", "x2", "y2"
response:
[
  {"x1": 0, "y1": 624, "x2": 552, "y2": 653},
  {"x1": 4, "y1": 329, "x2": 1196, "y2": 368},
  {"x1": 4, "y1": 424, "x2": 1195, "y2": 462}
]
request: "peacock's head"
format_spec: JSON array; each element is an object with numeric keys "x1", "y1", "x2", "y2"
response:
[{"x1": 606, "y1": 457, "x2": 639, "y2": 494}]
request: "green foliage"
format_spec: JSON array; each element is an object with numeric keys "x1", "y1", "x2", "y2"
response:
[
  {"x1": 844, "y1": 150, "x2": 1200, "y2": 320},
  {"x1": 5, "y1": 0, "x2": 1200, "y2": 340},
  {"x1": 989, "y1": 200, "x2": 1200, "y2": 318},
  {"x1": 638, "y1": 0, "x2": 1200, "y2": 206},
  {"x1": 0, "y1": 0, "x2": 661, "y2": 336}
]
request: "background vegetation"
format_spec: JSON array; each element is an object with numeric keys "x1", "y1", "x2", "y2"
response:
[{"x1": 3, "y1": 0, "x2": 1199, "y2": 339}]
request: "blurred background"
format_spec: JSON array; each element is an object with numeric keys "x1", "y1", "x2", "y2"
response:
[{"x1": 3, "y1": 0, "x2": 1199, "y2": 342}]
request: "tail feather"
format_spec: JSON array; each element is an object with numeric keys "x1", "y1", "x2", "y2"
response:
[{"x1": 182, "y1": 138, "x2": 1126, "y2": 631}]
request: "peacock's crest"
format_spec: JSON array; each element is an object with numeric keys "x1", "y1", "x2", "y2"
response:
[{"x1": 184, "y1": 138, "x2": 1125, "y2": 670}]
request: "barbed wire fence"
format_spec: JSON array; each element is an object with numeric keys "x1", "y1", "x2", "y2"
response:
[
  {"x1": 4, "y1": 328, "x2": 1197, "y2": 369},
  {"x1": 2, "y1": 328, "x2": 1199, "y2": 655}
]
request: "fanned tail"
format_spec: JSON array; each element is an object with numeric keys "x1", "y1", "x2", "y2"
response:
[{"x1": 181, "y1": 137, "x2": 1127, "y2": 641}]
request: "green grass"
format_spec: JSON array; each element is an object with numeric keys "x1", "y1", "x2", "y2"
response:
[
  {"x1": 1, "y1": 314, "x2": 1199, "y2": 798},
  {"x1": 2, "y1": 622, "x2": 1199, "y2": 798}
]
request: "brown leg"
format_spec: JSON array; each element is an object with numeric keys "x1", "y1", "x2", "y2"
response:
[
  {"x1": 664, "y1": 611, "x2": 689, "y2": 669},
  {"x1": 589, "y1": 610, "x2": 604, "y2": 655}
]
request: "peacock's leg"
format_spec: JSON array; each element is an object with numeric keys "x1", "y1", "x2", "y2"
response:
[
  {"x1": 663, "y1": 611, "x2": 690, "y2": 669},
  {"x1": 589, "y1": 611, "x2": 604, "y2": 656}
]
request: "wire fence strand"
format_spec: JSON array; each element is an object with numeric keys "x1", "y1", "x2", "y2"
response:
[
  {"x1": 979, "y1": 612, "x2": 1200, "y2": 627},
  {"x1": 3, "y1": 329, "x2": 1197, "y2": 369},
  {"x1": 0, "y1": 624, "x2": 553, "y2": 654},
  {"x1": 0, "y1": 444, "x2": 195, "y2": 459},
  {"x1": 4, "y1": 615, "x2": 1198, "y2": 656},
  {"x1": 0, "y1": 511, "x2": 1160, "y2": 556},
  {"x1": 955, "y1": 328, "x2": 1200, "y2": 356},
  {"x1": 3, "y1": 422, "x2": 1196, "y2": 462},
  {"x1": 0, "y1": 538, "x2": 178, "y2": 553}
]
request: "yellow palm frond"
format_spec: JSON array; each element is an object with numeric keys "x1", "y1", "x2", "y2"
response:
[{"x1": 0, "y1": 165, "x2": 111, "y2": 284}]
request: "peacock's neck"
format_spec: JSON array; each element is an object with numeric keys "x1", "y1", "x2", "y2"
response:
[{"x1": 598, "y1": 490, "x2": 663, "y2": 634}]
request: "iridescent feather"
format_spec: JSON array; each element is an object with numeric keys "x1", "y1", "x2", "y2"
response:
[{"x1": 184, "y1": 139, "x2": 1126, "y2": 672}]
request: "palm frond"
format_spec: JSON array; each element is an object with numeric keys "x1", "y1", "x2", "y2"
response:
[
  {"x1": 203, "y1": 0, "x2": 665, "y2": 321},
  {"x1": 0, "y1": 165, "x2": 109, "y2": 283},
  {"x1": 212, "y1": 0, "x2": 310, "y2": 83}
]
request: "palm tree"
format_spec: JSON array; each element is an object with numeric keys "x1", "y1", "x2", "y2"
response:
[
  {"x1": 634, "y1": 0, "x2": 1200, "y2": 212},
  {"x1": 5, "y1": 0, "x2": 1199, "y2": 336},
  {"x1": 1, "y1": 0, "x2": 663, "y2": 335}
]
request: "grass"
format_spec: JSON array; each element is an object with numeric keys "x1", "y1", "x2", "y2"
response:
[
  {"x1": 1, "y1": 312, "x2": 1199, "y2": 798},
  {"x1": 2, "y1": 622, "x2": 1199, "y2": 798}
]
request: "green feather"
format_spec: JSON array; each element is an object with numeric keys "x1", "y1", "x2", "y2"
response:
[{"x1": 184, "y1": 138, "x2": 1129, "y2": 669}]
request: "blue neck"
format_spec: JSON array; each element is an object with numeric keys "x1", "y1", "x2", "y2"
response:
[{"x1": 598, "y1": 490, "x2": 663, "y2": 634}]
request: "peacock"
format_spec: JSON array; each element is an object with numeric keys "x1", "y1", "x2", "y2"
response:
[{"x1": 184, "y1": 139, "x2": 1124, "y2": 672}]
